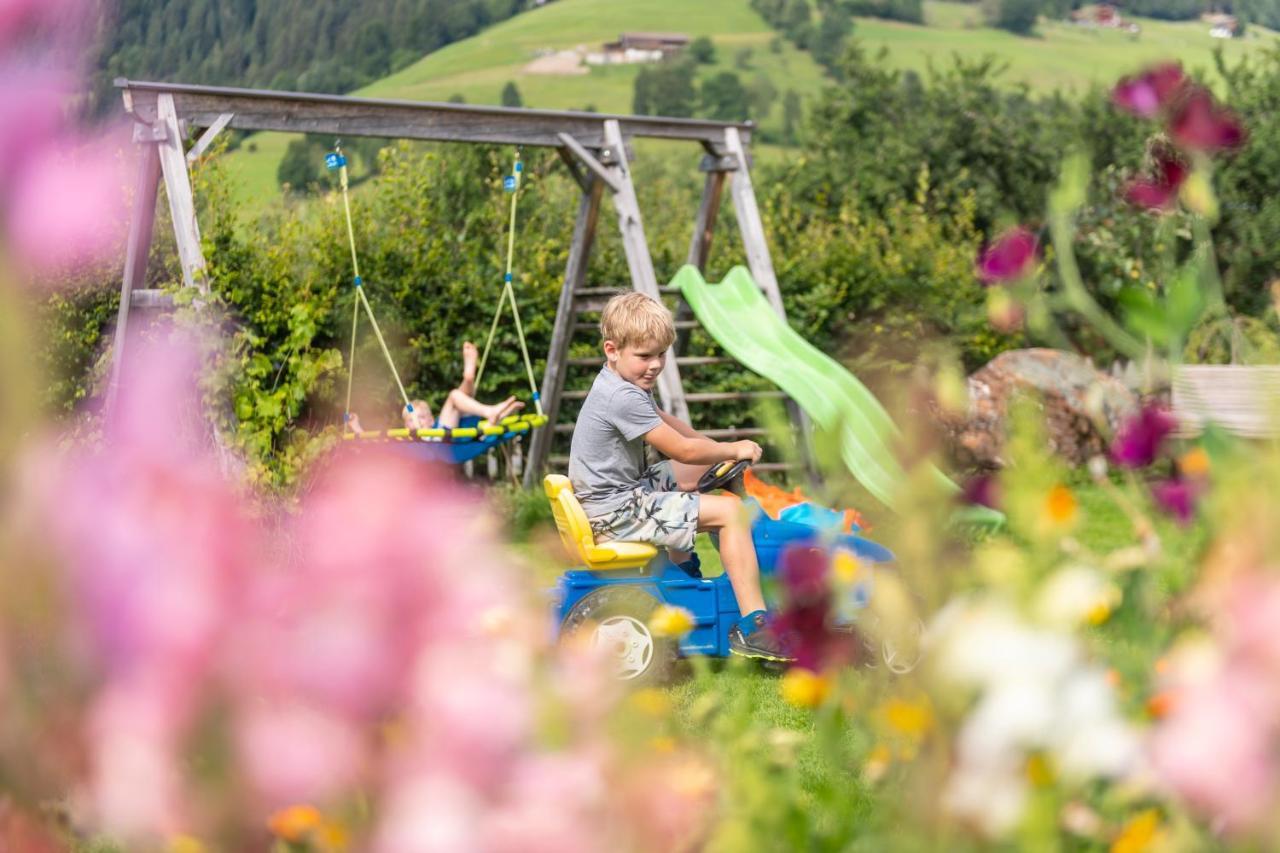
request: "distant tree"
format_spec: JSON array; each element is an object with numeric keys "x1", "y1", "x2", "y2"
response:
[
  {"x1": 448, "y1": 93, "x2": 467, "y2": 103},
  {"x1": 689, "y1": 36, "x2": 716, "y2": 63},
  {"x1": 782, "y1": 89, "x2": 802, "y2": 143},
  {"x1": 277, "y1": 136, "x2": 327, "y2": 193},
  {"x1": 811, "y1": 6, "x2": 853, "y2": 72},
  {"x1": 747, "y1": 73, "x2": 779, "y2": 121},
  {"x1": 985, "y1": 0, "x2": 1040, "y2": 34},
  {"x1": 701, "y1": 71, "x2": 750, "y2": 121},
  {"x1": 633, "y1": 58, "x2": 698, "y2": 117},
  {"x1": 769, "y1": 34, "x2": 784, "y2": 53},
  {"x1": 735, "y1": 47, "x2": 755, "y2": 69},
  {"x1": 501, "y1": 81, "x2": 523, "y2": 107}
]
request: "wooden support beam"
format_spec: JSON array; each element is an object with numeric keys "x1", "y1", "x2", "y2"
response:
[
  {"x1": 675, "y1": 169, "x2": 726, "y2": 355},
  {"x1": 156, "y1": 94, "x2": 208, "y2": 292},
  {"x1": 186, "y1": 111, "x2": 234, "y2": 162},
  {"x1": 724, "y1": 126, "x2": 783, "y2": 318},
  {"x1": 119, "y1": 79, "x2": 752, "y2": 149},
  {"x1": 105, "y1": 142, "x2": 161, "y2": 416},
  {"x1": 524, "y1": 178, "x2": 605, "y2": 488},
  {"x1": 603, "y1": 119, "x2": 690, "y2": 423},
  {"x1": 555, "y1": 146, "x2": 589, "y2": 192},
  {"x1": 556, "y1": 133, "x2": 621, "y2": 194}
]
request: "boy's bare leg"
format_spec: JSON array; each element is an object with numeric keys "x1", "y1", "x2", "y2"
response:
[
  {"x1": 437, "y1": 389, "x2": 524, "y2": 429},
  {"x1": 460, "y1": 341, "x2": 478, "y2": 397},
  {"x1": 698, "y1": 493, "x2": 765, "y2": 614},
  {"x1": 669, "y1": 459, "x2": 705, "y2": 492}
]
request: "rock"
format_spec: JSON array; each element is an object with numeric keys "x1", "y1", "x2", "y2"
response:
[{"x1": 939, "y1": 348, "x2": 1139, "y2": 469}]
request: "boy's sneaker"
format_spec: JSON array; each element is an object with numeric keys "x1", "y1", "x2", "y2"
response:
[{"x1": 729, "y1": 613, "x2": 795, "y2": 662}]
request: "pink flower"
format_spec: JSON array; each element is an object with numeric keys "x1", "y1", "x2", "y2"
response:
[
  {"x1": 1150, "y1": 478, "x2": 1198, "y2": 525},
  {"x1": 236, "y1": 703, "x2": 366, "y2": 809},
  {"x1": 1169, "y1": 87, "x2": 1246, "y2": 153},
  {"x1": 1152, "y1": 665, "x2": 1277, "y2": 831},
  {"x1": 976, "y1": 227, "x2": 1038, "y2": 285},
  {"x1": 6, "y1": 131, "x2": 133, "y2": 275},
  {"x1": 1110, "y1": 403, "x2": 1177, "y2": 469},
  {"x1": 1111, "y1": 63, "x2": 1186, "y2": 119},
  {"x1": 1123, "y1": 149, "x2": 1189, "y2": 211}
]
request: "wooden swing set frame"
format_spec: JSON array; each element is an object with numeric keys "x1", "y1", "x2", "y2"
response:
[{"x1": 108, "y1": 78, "x2": 807, "y2": 487}]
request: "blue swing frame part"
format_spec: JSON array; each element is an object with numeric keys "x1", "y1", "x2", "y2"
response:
[{"x1": 343, "y1": 412, "x2": 549, "y2": 465}]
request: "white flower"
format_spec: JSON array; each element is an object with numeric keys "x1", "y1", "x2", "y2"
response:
[{"x1": 1034, "y1": 565, "x2": 1122, "y2": 629}]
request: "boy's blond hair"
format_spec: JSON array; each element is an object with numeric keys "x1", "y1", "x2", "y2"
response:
[{"x1": 599, "y1": 292, "x2": 676, "y2": 351}]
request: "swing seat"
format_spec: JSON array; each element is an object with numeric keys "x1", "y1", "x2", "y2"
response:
[
  {"x1": 344, "y1": 412, "x2": 548, "y2": 465},
  {"x1": 543, "y1": 475, "x2": 658, "y2": 571}
]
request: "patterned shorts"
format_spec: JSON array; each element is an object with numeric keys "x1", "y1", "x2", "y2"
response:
[{"x1": 587, "y1": 461, "x2": 700, "y2": 553}]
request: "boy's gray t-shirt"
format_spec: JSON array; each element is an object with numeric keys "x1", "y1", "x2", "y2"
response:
[{"x1": 568, "y1": 366, "x2": 663, "y2": 516}]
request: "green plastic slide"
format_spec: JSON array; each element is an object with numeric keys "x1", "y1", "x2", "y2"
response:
[{"x1": 674, "y1": 264, "x2": 1000, "y2": 523}]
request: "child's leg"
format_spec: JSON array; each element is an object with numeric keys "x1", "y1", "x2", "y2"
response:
[
  {"x1": 699, "y1": 493, "x2": 766, "y2": 615},
  {"x1": 436, "y1": 388, "x2": 524, "y2": 429},
  {"x1": 640, "y1": 460, "x2": 699, "y2": 564},
  {"x1": 459, "y1": 341, "x2": 478, "y2": 397}
]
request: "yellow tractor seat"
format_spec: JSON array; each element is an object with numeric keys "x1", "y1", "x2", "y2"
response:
[{"x1": 543, "y1": 475, "x2": 658, "y2": 571}]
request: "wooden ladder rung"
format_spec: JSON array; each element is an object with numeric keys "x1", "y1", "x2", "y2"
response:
[
  {"x1": 685, "y1": 391, "x2": 786, "y2": 402},
  {"x1": 573, "y1": 320, "x2": 698, "y2": 333},
  {"x1": 564, "y1": 355, "x2": 733, "y2": 368},
  {"x1": 130, "y1": 289, "x2": 175, "y2": 309}
]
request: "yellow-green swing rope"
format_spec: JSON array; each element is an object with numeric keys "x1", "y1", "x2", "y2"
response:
[
  {"x1": 334, "y1": 145, "x2": 414, "y2": 422},
  {"x1": 475, "y1": 151, "x2": 544, "y2": 416}
]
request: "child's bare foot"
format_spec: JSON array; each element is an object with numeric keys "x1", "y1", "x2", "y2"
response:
[
  {"x1": 482, "y1": 396, "x2": 524, "y2": 423},
  {"x1": 462, "y1": 341, "x2": 478, "y2": 383},
  {"x1": 346, "y1": 412, "x2": 364, "y2": 434}
]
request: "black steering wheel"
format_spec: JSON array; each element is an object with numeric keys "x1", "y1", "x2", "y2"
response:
[{"x1": 696, "y1": 459, "x2": 752, "y2": 494}]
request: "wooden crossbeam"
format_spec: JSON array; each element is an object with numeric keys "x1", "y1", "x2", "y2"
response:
[{"x1": 117, "y1": 78, "x2": 752, "y2": 148}]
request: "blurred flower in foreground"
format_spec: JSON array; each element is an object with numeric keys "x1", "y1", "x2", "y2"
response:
[
  {"x1": 960, "y1": 473, "x2": 1001, "y2": 511},
  {"x1": 774, "y1": 547, "x2": 860, "y2": 673},
  {"x1": 1123, "y1": 147, "x2": 1188, "y2": 211},
  {"x1": 1153, "y1": 573, "x2": 1280, "y2": 834},
  {"x1": 1169, "y1": 87, "x2": 1246, "y2": 154},
  {"x1": 780, "y1": 668, "x2": 832, "y2": 708},
  {"x1": 1111, "y1": 63, "x2": 1185, "y2": 119},
  {"x1": 649, "y1": 604, "x2": 695, "y2": 638},
  {"x1": 1110, "y1": 404, "x2": 1177, "y2": 469},
  {"x1": 930, "y1": 598, "x2": 1141, "y2": 837},
  {"x1": 1150, "y1": 477, "x2": 1199, "y2": 525},
  {"x1": 976, "y1": 227, "x2": 1038, "y2": 285},
  {"x1": 0, "y1": 0, "x2": 131, "y2": 279}
]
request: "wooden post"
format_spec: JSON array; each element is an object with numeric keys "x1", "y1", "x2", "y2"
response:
[
  {"x1": 524, "y1": 179, "x2": 605, "y2": 488},
  {"x1": 104, "y1": 141, "x2": 162, "y2": 416},
  {"x1": 723, "y1": 126, "x2": 816, "y2": 474},
  {"x1": 675, "y1": 169, "x2": 726, "y2": 355},
  {"x1": 724, "y1": 126, "x2": 784, "y2": 318},
  {"x1": 602, "y1": 119, "x2": 690, "y2": 422},
  {"x1": 155, "y1": 93, "x2": 208, "y2": 292}
]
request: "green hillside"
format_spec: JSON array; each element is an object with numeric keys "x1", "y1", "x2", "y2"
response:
[{"x1": 218, "y1": 0, "x2": 1277, "y2": 211}]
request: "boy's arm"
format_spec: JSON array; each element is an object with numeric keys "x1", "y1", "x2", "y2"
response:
[
  {"x1": 644, "y1": 422, "x2": 761, "y2": 466},
  {"x1": 657, "y1": 409, "x2": 703, "y2": 440}
]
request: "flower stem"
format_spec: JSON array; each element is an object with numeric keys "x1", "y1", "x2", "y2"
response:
[{"x1": 1050, "y1": 212, "x2": 1147, "y2": 360}]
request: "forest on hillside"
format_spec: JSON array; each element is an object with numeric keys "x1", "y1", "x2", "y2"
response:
[{"x1": 90, "y1": 0, "x2": 527, "y2": 113}]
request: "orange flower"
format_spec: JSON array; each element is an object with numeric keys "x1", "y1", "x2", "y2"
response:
[
  {"x1": 268, "y1": 804, "x2": 323, "y2": 842},
  {"x1": 1043, "y1": 484, "x2": 1078, "y2": 527}
]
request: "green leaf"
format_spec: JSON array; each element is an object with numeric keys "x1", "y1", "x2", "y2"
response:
[{"x1": 1118, "y1": 285, "x2": 1170, "y2": 345}]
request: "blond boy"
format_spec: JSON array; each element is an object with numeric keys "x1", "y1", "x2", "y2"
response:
[{"x1": 568, "y1": 293, "x2": 792, "y2": 661}]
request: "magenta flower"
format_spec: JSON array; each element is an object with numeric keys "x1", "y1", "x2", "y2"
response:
[
  {"x1": 1110, "y1": 403, "x2": 1177, "y2": 468},
  {"x1": 1111, "y1": 63, "x2": 1186, "y2": 119},
  {"x1": 774, "y1": 547, "x2": 859, "y2": 672},
  {"x1": 1169, "y1": 87, "x2": 1246, "y2": 153},
  {"x1": 976, "y1": 227, "x2": 1038, "y2": 285},
  {"x1": 1150, "y1": 477, "x2": 1197, "y2": 525},
  {"x1": 1123, "y1": 149, "x2": 1189, "y2": 211},
  {"x1": 960, "y1": 473, "x2": 1001, "y2": 511}
]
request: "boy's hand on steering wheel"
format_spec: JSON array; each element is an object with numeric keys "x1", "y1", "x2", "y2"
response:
[{"x1": 731, "y1": 440, "x2": 763, "y2": 464}]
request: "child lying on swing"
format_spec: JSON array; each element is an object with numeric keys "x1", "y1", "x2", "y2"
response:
[{"x1": 347, "y1": 341, "x2": 524, "y2": 434}]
